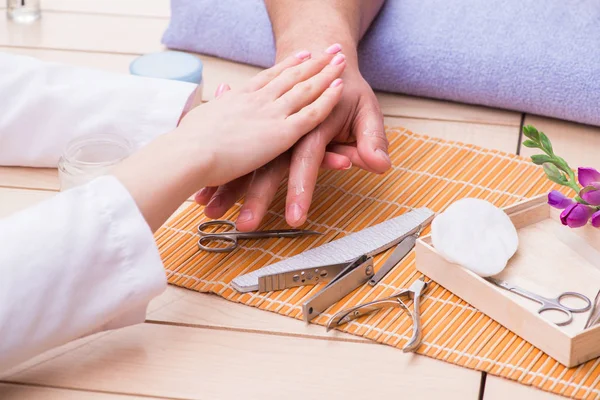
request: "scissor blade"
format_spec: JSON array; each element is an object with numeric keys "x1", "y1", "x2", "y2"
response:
[
  {"x1": 368, "y1": 233, "x2": 418, "y2": 286},
  {"x1": 485, "y1": 277, "x2": 514, "y2": 290},
  {"x1": 273, "y1": 230, "x2": 322, "y2": 238}
]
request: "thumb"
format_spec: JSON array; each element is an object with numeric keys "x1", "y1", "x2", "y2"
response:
[{"x1": 355, "y1": 100, "x2": 391, "y2": 173}]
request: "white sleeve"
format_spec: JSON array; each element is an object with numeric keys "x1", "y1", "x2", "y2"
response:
[
  {"x1": 0, "y1": 175, "x2": 167, "y2": 372},
  {"x1": 0, "y1": 52, "x2": 196, "y2": 167}
]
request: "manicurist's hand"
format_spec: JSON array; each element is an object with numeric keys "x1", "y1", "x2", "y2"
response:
[{"x1": 112, "y1": 48, "x2": 346, "y2": 231}]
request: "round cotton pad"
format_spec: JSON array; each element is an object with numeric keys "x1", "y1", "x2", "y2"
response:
[
  {"x1": 129, "y1": 51, "x2": 203, "y2": 83},
  {"x1": 431, "y1": 198, "x2": 518, "y2": 277}
]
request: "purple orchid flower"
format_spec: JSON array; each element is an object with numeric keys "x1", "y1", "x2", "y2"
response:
[
  {"x1": 547, "y1": 190, "x2": 574, "y2": 209},
  {"x1": 560, "y1": 203, "x2": 595, "y2": 228},
  {"x1": 593, "y1": 211, "x2": 600, "y2": 228},
  {"x1": 578, "y1": 168, "x2": 600, "y2": 206}
]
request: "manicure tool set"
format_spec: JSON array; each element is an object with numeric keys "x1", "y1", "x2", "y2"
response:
[
  {"x1": 193, "y1": 199, "x2": 600, "y2": 361},
  {"x1": 195, "y1": 208, "x2": 435, "y2": 351}
]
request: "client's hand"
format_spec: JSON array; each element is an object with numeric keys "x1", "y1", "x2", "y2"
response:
[{"x1": 112, "y1": 47, "x2": 345, "y2": 231}]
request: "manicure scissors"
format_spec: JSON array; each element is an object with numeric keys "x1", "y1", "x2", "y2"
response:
[
  {"x1": 197, "y1": 219, "x2": 321, "y2": 253},
  {"x1": 486, "y1": 278, "x2": 592, "y2": 326}
]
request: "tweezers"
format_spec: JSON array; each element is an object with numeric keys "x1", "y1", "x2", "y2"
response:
[
  {"x1": 326, "y1": 277, "x2": 429, "y2": 352},
  {"x1": 258, "y1": 254, "x2": 374, "y2": 322}
]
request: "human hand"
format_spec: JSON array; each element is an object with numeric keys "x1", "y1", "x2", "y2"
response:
[
  {"x1": 197, "y1": 44, "x2": 390, "y2": 230},
  {"x1": 176, "y1": 48, "x2": 347, "y2": 188}
]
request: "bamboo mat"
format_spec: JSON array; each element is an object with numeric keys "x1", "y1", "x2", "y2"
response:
[{"x1": 155, "y1": 127, "x2": 600, "y2": 399}]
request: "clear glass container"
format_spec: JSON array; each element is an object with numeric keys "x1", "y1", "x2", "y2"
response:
[
  {"x1": 7, "y1": 0, "x2": 41, "y2": 23},
  {"x1": 58, "y1": 134, "x2": 132, "y2": 191}
]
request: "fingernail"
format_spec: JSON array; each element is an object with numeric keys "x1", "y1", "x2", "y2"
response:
[
  {"x1": 376, "y1": 149, "x2": 392, "y2": 165},
  {"x1": 215, "y1": 84, "x2": 227, "y2": 97},
  {"x1": 295, "y1": 50, "x2": 311, "y2": 60},
  {"x1": 343, "y1": 162, "x2": 353, "y2": 170},
  {"x1": 325, "y1": 43, "x2": 342, "y2": 54},
  {"x1": 329, "y1": 78, "x2": 343, "y2": 88},
  {"x1": 237, "y1": 209, "x2": 253, "y2": 224},
  {"x1": 206, "y1": 195, "x2": 222, "y2": 208},
  {"x1": 330, "y1": 54, "x2": 345, "y2": 66},
  {"x1": 288, "y1": 204, "x2": 304, "y2": 224}
]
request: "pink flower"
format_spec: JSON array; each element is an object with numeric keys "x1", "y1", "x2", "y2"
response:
[
  {"x1": 578, "y1": 168, "x2": 600, "y2": 206},
  {"x1": 560, "y1": 203, "x2": 595, "y2": 228},
  {"x1": 592, "y1": 211, "x2": 600, "y2": 228},
  {"x1": 547, "y1": 190, "x2": 574, "y2": 209}
]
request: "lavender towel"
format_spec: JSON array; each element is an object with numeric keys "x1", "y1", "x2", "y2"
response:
[{"x1": 163, "y1": 0, "x2": 600, "y2": 127}]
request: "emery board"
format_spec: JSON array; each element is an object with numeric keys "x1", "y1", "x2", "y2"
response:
[{"x1": 231, "y1": 208, "x2": 435, "y2": 292}]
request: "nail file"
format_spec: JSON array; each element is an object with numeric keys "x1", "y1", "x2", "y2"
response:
[{"x1": 231, "y1": 208, "x2": 435, "y2": 293}]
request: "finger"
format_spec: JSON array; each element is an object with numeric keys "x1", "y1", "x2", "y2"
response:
[
  {"x1": 321, "y1": 151, "x2": 352, "y2": 170},
  {"x1": 354, "y1": 98, "x2": 391, "y2": 173},
  {"x1": 245, "y1": 51, "x2": 312, "y2": 92},
  {"x1": 235, "y1": 155, "x2": 290, "y2": 232},
  {"x1": 194, "y1": 186, "x2": 218, "y2": 205},
  {"x1": 275, "y1": 53, "x2": 346, "y2": 115},
  {"x1": 285, "y1": 127, "x2": 328, "y2": 227},
  {"x1": 326, "y1": 144, "x2": 380, "y2": 172},
  {"x1": 204, "y1": 175, "x2": 252, "y2": 219},
  {"x1": 260, "y1": 43, "x2": 342, "y2": 99},
  {"x1": 214, "y1": 83, "x2": 231, "y2": 98},
  {"x1": 284, "y1": 79, "x2": 344, "y2": 139}
]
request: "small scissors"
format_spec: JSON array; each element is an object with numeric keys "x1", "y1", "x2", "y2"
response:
[
  {"x1": 197, "y1": 219, "x2": 321, "y2": 253},
  {"x1": 486, "y1": 278, "x2": 592, "y2": 326}
]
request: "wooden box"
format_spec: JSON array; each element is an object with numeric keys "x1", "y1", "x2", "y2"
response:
[{"x1": 415, "y1": 194, "x2": 600, "y2": 367}]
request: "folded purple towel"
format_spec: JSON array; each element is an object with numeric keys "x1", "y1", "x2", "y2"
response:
[{"x1": 163, "y1": 0, "x2": 600, "y2": 127}]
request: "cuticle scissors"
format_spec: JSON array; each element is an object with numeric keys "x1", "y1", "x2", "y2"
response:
[
  {"x1": 486, "y1": 277, "x2": 592, "y2": 326},
  {"x1": 197, "y1": 219, "x2": 322, "y2": 253}
]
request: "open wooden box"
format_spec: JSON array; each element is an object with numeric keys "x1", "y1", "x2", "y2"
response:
[{"x1": 415, "y1": 194, "x2": 600, "y2": 367}]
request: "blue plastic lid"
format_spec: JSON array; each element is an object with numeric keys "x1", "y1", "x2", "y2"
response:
[{"x1": 129, "y1": 51, "x2": 203, "y2": 84}]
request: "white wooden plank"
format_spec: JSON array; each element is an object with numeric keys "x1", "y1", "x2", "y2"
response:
[
  {"x1": 0, "y1": 383, "x2": 145, "y2": 399},
  {"x1": 520, "y1": 115, "x2": 600, "y2": 170},
  {"x1": 4, "y1": 323, "x2": 481, "y2": 400},
  {"x1": 385, "y1": 116, "x2": 521, "y2": 154},
  {"x1": 0, "y1": 167, "x2": 59, "y2": 191},
  {"x1": 40, "y1": 0, "x2": 170, "y2": 18},
  {"x1": 147, "y1": 286, "x2": 364, "y2": 340},
  {"x1": 484, "y1": 375, "x2": 565, "y2": 400},
  {"x1": 0, "y1": 12, "x2": 166, "y2": 55},
  {"x1": 378, "y1": 92, "x2": 521, "y2": 126}
]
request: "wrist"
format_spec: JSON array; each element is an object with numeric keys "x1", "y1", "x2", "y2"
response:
[{"x1": 275, "y1": 32, "x2": 359, "y2": 67}]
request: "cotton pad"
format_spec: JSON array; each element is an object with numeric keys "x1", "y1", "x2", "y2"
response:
[{"x1": 431, "y1": 198, "x2": 518, "y2": 277}]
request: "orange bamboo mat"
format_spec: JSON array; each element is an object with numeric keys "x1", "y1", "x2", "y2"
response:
[{"x1": 155, "y1": 127, "x2": 600, "y2": 399}]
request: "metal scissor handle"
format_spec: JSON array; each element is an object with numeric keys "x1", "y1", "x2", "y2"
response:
[
  {"x1": 507, "y1": 285, "x2": 591, "y2": 327},
  {"x1": 198, "y1": 220, "x2": 239, "y2": 253},
  {"x1": 197, "y1": 219, "x2": 322, "y2": 253}
]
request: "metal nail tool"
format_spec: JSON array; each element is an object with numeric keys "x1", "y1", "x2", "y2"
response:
[
  {"x1": 486, "y1": 278, "x2": 592, "y2": 326},
  {"x1": 326, "y1": 277, "x2": 430, "y2": 352},
  {"x1": 584, "y1": 289, "x2": 600, "y2": 329},
  {"x1": 259, "y1": 254, "x2": 375, "y2": 322},
  {"x1": 197, "y1": 219, "x2": 321, "y2": 253},
  {"x1": 368, "y1": 227, "x2": 421, "y2": 286},
  {"x1": 232, "y1": 208, "x2": 435, "y2": 292}
]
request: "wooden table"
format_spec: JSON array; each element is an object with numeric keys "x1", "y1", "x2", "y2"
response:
[{"x1": 0, "y1": 1, "x2": 597, "y2": 398}]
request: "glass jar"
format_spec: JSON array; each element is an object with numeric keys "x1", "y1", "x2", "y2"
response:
[
  {"x1": 58, "y1": 134, "x2": 132, "y2": 191},
  {"x1": 7, "y1": 0, "x2": 41, "y2": 23}
]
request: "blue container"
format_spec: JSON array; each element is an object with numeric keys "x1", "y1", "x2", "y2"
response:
[{"x1": 129, "y1": 51, "x2": 203, "y2": 84}]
